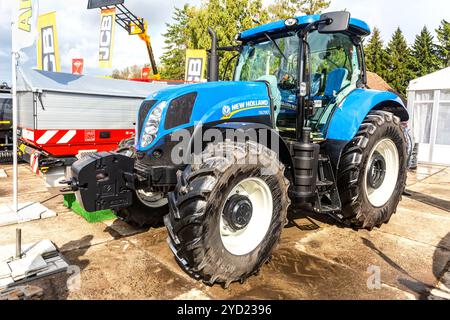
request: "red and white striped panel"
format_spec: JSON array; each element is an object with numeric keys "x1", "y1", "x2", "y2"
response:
[
  {"x1": 35, "y1": 130, "x2": 77, "y2": 145},
  {"x1": 30, "y1": 152, "x2": 39, "y2": 174}
]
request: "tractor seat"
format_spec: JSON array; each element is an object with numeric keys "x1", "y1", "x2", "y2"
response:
[{"x1": 323, "y1": 68, "x2": 348, "y2": 98}]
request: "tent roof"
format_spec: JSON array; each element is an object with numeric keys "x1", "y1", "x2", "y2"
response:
[
  {"x1": 407, "y1": 67, "x2": 450, "y2": 91},
  {"x1": 17, "y1": 68, "x2": 171, "y2": 98}
]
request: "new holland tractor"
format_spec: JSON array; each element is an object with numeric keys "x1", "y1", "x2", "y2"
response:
[{"x1": 65, "y1": 12, "x2": 410, "y2": 287}]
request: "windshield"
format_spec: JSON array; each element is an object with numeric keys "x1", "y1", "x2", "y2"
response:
[{"x1": 234, "y1": 34, "x2": 299, "y2": 89}]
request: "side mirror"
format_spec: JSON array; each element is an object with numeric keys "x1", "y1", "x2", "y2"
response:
[{"x1": 318, "y1": 11, "x2": 350, "y2": 34}]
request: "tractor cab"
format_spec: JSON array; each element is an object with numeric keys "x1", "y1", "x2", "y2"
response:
[{"x1": 232, "y1": 12, "x2": 370, "y2": 140}]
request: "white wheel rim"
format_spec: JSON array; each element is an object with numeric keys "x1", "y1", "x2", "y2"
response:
[
  {"x1": 220, "y1": 177, "x2": 273, "y2": 256},
  {"x1": 136, "y1": 189, "x2": 168, "y2": 208},
  {"x1": 364, "y1": 138, "x2": 399, "y2": 207}
]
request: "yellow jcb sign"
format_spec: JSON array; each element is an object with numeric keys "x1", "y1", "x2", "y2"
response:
[{"x1": 18, "y1": 0, "x2": 33, "y2": 32}]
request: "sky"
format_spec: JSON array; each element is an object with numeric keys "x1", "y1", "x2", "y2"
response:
[{"x1": 0, "y1": 0, "x2": 449, "y2": 84}]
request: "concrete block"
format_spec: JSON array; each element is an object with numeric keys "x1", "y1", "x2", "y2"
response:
[
  {"x1": 22, "y1": 240, "x2": 57, "y2": 259},
  {"x1": 36, "y1": 262, "x2": 59, "y2": 276},
  {"x1": 18, "y1": 203, "x2": 47, "y2": 222},
  {"x1": 8, "y1": 255, "x2": 48, "y2": 280},
  {"x1": 40, "y1": 209, "x2": 57, "y2": 219},
  {"x1": 53, "y1": 258, "x2": 69, "y2": 269}
]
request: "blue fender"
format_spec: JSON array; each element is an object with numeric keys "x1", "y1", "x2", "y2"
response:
[
  {"x1": 188, "y1": 121, "x2": 294, "y2": 172},
  {"x1": 326, "y1": 89, "x2": 408, "y2": 141}
]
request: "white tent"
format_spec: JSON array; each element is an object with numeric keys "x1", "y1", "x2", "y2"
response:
[{"x1": 407, "y1": 67, "x2": 450, "y2": 165}]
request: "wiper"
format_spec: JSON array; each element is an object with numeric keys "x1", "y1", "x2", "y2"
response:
[{"x1": 264, "y1": 32, "x2": 287, "y2": 60}]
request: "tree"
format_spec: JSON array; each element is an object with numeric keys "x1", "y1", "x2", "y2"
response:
[
  {"x1": 385, "y1": 28, "x2": 415, "y2": 95},
  {"x1": 411, "y1": 26, "x2": 440, "y2": 77},
  {"x1": 160, "y1": 0, "x2": 269, "y2": 80},
  {"x1": 364, "y1": 27, "x2": 389, "y2": 79},
  {"x1": 268, "y1": 0, "x2": 330, "y2": 20},
  {"x1": 298, "y1": 0, "x2": 331, "y2": 15},
  {"x1": 268, "y1": 0, "x2": 297, "y2": 20},
  {"x1": 160, "y1": 5, "x2": 193, "y2": 80},
  {"x1": 436, "y1": 19, "x2": 450, "y2": 68}
]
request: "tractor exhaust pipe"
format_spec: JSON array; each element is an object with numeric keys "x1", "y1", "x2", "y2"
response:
[{"x1": 207, "y1": 27, "x2": 219, "y2": 82}]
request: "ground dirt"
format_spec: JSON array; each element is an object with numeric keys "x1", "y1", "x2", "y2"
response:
[{"x1": 0, "y1": 163, "x2": 449, "y2": 300}]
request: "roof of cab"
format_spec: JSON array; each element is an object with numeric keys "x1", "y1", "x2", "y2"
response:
[{"x1": 239, "y1": 14, "x2": 371, "y2": 41}]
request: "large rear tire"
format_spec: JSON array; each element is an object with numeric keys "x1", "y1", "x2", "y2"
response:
[
  {"x1": 165, "y1": 141, "x2": 290, "y2": 287},
  {"x1": 337, "y1": 110, "x2": 407, "y2": 229}
]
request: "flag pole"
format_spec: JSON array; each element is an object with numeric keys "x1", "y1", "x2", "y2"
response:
[{"x1": 11, "y1": 20, "x2": 19, "y2": 214}]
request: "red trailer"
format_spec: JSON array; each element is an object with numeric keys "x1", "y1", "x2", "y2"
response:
[{"x1": 16, "y1": 68, "x2": 175, "y2": 186}]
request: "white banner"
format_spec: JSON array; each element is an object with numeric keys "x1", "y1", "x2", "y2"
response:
[{"x1": 12, "y1": 0, "x2": 39, "y2": 52}]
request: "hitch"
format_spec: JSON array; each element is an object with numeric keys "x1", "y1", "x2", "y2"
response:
[
  {"x1": 62, "y1": 152, "x2": 136, "y2": 213},
  {"x1": 60, "y1": 177, "x2": 79, "y2": 193}
]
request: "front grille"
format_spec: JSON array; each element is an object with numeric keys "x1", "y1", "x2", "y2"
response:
[
  {"x1": 164, "y1": 93, "x2": 197, "y2": 130},
  {"x1": 138, "y1": 100, "x2": 157, "y2": 139}
]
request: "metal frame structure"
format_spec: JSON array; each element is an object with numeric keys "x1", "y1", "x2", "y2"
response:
[{"x1": 88, "y1": 0, "x2": 158, "y2": 76}]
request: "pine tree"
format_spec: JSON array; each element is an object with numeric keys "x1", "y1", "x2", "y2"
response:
[
  {"x1": 364, "y1": 27, "x2": 389, "y2": 79},
  {"x1": 160, "y1": 0, "x2": 269, "y2": 80},
  {"x1": 160, "y1": 5, "x2": 192, "y2": 80},
  {"x1": 411, "y1": 26, "x2": 440, "y2": 77},
  {"x1": 436, "y1": 19, "x2": 450, "y2": 68},
  {"x1": 385, "y1": 28, "x2": 415, "y2": 95}
]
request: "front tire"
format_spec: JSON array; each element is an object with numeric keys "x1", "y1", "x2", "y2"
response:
[
  {"x1": 337, "y1": 110, "x2": 407, "y2": 229},
  {"x1": 115, "y1": 190, "x2": 168, "y2": 227},
  {"x1": 165, "y1": 141, "x2": 290, "y2": 287},
  {"x1": 115, "y1": 138, "x2": 168, "y2": 227}
]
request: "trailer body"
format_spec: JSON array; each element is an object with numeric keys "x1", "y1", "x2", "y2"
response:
[{"x1": 16, "y1": 68, "x2": 174, "y2": 182}]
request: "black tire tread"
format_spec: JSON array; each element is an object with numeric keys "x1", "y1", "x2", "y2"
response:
[
  {"x1": 165, "y1": 141, "x2": 290, "y2": 287},
  {"x1": 337, "y1": 110, "x2": 407, "y2": 229}
]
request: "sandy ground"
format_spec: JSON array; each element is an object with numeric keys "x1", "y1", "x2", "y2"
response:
[{"x1": 0, "y1": 163, "x2": 449, "y2": 300}]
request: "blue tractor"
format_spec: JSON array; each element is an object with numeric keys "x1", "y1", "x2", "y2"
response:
[{"x1": 66, "y1": 12, "x2": 409, "y2": 287}]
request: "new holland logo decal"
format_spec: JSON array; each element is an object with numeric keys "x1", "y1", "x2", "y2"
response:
[{"x1": 221, "y1": 99, "x2": 269, "y2": 120}]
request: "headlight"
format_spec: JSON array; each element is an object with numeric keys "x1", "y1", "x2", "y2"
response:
[{"x1": 140, "y1": 101, "x2": 166, "y2": 148}]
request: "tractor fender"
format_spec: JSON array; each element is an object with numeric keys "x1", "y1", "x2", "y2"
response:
[
  {"x1": 187, "y1": 122, "x2": 293, "y2": 173},
  {"x1": 326, "y1": 89, "x2": 408, "y2": 141}
]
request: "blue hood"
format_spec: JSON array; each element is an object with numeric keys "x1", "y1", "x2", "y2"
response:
[{"x1": 138, "y1": 81, "x2": 271, "y2": 151}]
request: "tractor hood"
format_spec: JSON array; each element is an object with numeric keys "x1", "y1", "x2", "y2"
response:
[{"x1": 137, "y1": 81, "x2": 272, "y2": 151}]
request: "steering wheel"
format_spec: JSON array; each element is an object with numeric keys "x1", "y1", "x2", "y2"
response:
[{"x1": 278, "y1": 72, "x2": 297, "y2": 90}]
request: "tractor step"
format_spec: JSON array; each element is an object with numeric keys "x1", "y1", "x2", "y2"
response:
[
  {"x1": 314, "y1": 155, "x2": 342, "y2": 217},
  {"x1": 316, "y1": 180, "x2": 334, "y2": 188},
  {"x1": 315, "y1": 204, "x2": 341, "y2": 214}
]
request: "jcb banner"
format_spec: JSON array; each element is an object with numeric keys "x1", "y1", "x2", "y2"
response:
[
  {"x1": 37, "y1": 12, "x2": 61, "y2": 72},
  {"x1": 98, "y1": 8, "x2": 116, "y2": 68},
  {"x1": 12, "y1": 0, "x2": 39, "y2": 52},
  {"x1": 185, "y1": 49, "x2": 207, "y2": 82}
]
